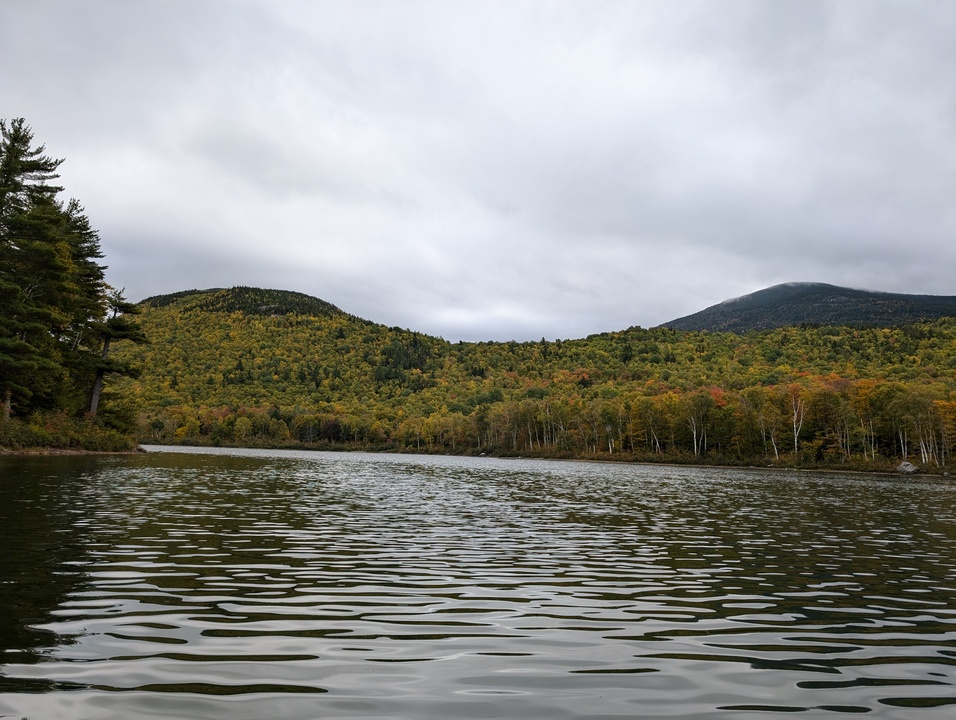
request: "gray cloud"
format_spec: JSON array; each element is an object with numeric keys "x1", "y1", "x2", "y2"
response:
[{"x1": 3, "y1": 0, "x2": 954, "y2": 341}]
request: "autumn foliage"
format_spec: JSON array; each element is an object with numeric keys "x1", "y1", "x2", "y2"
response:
[{"x1": 113, "y1": 289, "x2": 956, "y2": 470}]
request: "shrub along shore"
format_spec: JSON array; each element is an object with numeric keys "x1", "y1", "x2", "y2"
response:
[
  {"x1": 0, "y1": 414, "x2": 139, "y2": 454},
  {"x1": 2, "y1": 415, "x2": 938, "y2": 474}
]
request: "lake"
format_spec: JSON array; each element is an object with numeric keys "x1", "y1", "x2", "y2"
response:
[{"x1": 1, "y1": 447, "x2": 955, "y2": 719}]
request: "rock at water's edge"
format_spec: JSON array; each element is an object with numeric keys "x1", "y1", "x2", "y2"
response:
[{"x1": 896, "y1": 461, "x2": 919, "y2": 474}]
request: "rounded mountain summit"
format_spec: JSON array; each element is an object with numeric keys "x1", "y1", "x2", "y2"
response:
[{"x1": 660, "y1": 282, "x2": 956, "y2": 334}]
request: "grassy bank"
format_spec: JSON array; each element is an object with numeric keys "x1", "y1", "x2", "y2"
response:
[{"x1": 0, "y1": 413, "x2": 139, "y2": 454}]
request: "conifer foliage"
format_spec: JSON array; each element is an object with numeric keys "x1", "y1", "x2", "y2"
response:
[{"x1": 0, "y1": 118, "x2": 144, "y2": 425}]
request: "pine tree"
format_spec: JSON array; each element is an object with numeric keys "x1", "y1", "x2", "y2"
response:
[
  {"x1": 0, "y1": 118, "x2": 63, "y2": 229},
  {"x1": 0, "y1": 277, "x2": 41, "y2": 420},
  {"x1": 88, "y1": 289, "x2": 148, "y2": 417},
  {"x1": 0, "y1": 118, "x2": 115, "y2": 417}
]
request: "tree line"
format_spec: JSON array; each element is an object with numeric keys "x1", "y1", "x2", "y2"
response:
[
  {"x1": 140, "y1": 379, "x2": 954, "y2": 469},
  {"x1": 0, "y1": 118, "x2": 145, "y2": 450},
  {"x1": 116, "y1": 292, "x2": 956, "y2": 470},
  {"x1": 7, "y1": 118, "x2": 952, "y2": 466}
]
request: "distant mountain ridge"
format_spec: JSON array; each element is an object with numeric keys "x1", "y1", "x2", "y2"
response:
[
  {"x1": 661, "y1": 282, "x2": 956, "y2": 333},
  {"x1": 141, "y1": 283, "x2": 956, "y2": 339},
  {"x1": 141, "y1": 286, "x2": 346, "y2": 318},
  {"x1": 113, "y1": 283, "x2": 956, "y2": 469}
]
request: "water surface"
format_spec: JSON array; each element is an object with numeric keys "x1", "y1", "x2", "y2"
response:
[{"x1": 1, "y1": 448, "x2": 955, "y2": 718}]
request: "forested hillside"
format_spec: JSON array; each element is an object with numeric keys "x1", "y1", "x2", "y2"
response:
[
  {"x1": 6, "y1": 116, "x2": 953, "y2": 465},
  {"x1": 663, "y1": 282, "x2": 956, "y2": 333},
  {"x1": 114, "y1": 287, "x2": 956, "y2": 470},
  {"x1": 141, "y1": 286, "x2": 345, "y2": 317}
]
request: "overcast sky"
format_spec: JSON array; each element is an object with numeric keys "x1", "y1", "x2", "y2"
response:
[{"x1": 3, "y1": 1, "x2": 955, "y2": 341}]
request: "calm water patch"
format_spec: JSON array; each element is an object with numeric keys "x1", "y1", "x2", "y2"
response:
[{"x1": 1, "y1": 447, "x2": 955, "y2": 719}]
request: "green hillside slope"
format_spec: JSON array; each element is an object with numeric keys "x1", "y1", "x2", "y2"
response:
[
  {"x1": 111, "y1": 287, "x2": 956, "y2": 470},
  {"x1": 141, "y1": 286, "x2": 346, "y2": 317},
  {"x1": 662, "y1": 282, "x2": 956, "y2": 333}
]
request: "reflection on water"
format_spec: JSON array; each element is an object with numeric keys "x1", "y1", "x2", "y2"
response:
[{"x1": 1, "y1": 447, "x2": 955, "y2": 719}]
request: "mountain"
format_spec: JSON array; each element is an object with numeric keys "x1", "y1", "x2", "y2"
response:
[
  {"x1": 107, "y1": 285, "x2": 956, "y2": 469},
  {"x1": 661, "y1": 282, "x2": 956, "y2": 333},
  {"x1": 140, "y1": 286, "x2": 346, "y2": 318}
]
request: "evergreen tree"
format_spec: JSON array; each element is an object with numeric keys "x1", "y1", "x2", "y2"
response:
[
  {"x1": 88, "y1": 289, "x2": 148, "y2": 417},
  {"x1": 0, "y1": 277, "x2": 42, "y2": 420},
  {"x1": 0, "y1": 118, "x2": 63, "y2": 229},
  {"x1": 0, "y1": 118, "x2": 69, "y2": 414},
  {"x1": 0, "y1": 118, "x2": 130, "y2": 421}
]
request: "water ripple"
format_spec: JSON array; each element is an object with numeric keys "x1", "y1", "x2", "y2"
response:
[{"x1": 1, "y1": 448, "x2": 955, "y2": 718}]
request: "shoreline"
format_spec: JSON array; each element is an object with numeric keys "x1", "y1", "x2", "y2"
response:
[
  {"x1": 139, "y1": 443, "x2": 949, "y2": 477},
  {"x1": 0, "y1": 446, "x2": 145, "y2": 456},
  {"x1": 4, "y1": 443, "x2": 947, "y2": 477}
]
